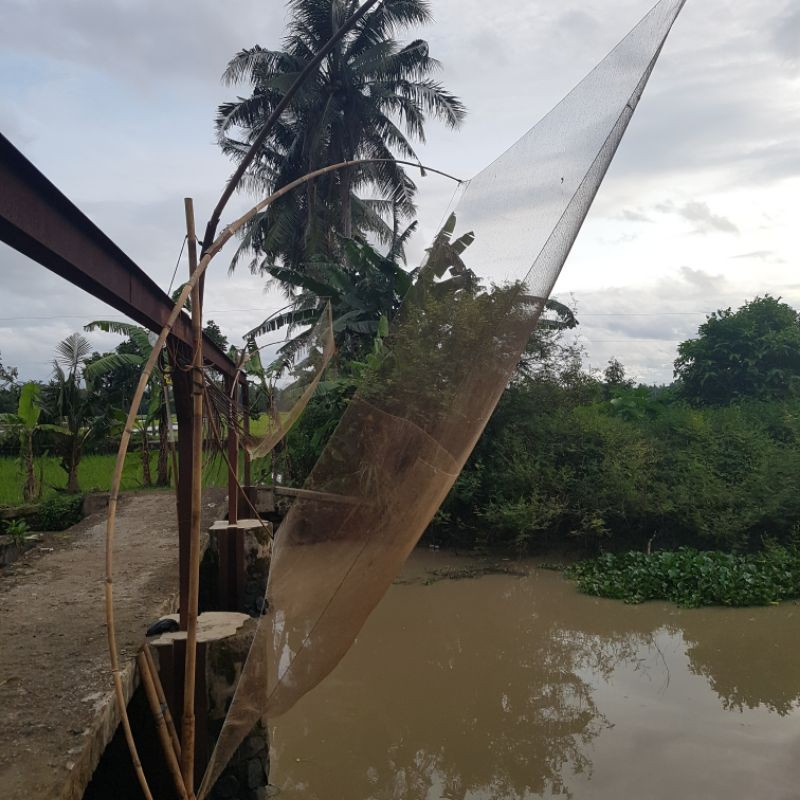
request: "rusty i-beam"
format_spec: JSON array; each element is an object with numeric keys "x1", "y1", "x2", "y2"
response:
[{"x1": 0, "y1": 132, "x2": 244, "y2": 628}]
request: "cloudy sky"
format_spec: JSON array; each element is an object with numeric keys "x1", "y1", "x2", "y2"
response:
[{"x1": 1, "y1": 0, "x2": 798, "y2": 384}]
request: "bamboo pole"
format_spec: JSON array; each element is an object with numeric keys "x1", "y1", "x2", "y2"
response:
[
  {"x1": 225, "y1": 375, "x2": 239, "y2": 525},
  {"x1": 242, "y1": 381, "x2": 252, "y2": 489},
  {"x1": 102, "y1": 156, "x2": 459, "y2": 800},
  {"x1": 181, "y1": 197, "x2": 203, "y2": 797},
  {"x1": 143, "y1": 644, "x2": 181, "y2": 760},
  {"x1": 203, "y1": 385, "x2": 272, "y2": 537},
  {"x1": 137, "y1": 651, "x2": 189, "y2": 800}
]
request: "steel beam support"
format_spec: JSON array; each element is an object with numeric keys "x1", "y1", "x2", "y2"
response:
[{"x1": 0, "y1": 132, "x2": 236, "y2": 377}]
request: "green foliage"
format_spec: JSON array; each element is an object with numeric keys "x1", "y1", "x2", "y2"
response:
[
  {"x1": 0, "y1": 349, "x2": 19, "y2": 389},
  {"x1": 566, "y1": 547, "x2": 800, "y2": 607},
  {"x1": 218, "y1": 0, "x2": 465, "y2": 273},
  {"x1": 0, "y1": 453, "x2": 167, "y2": 506},
  {"x1": 4, "y1": 518, "x2": 30, "y2": 544},
  {"x1": 34, "y1": 493, "x2": 84, "y2": 531},
  {"x1": 431, "y1": 377, "x2": 800, "y2": 554},
  {"x1": 203, "y1": 320, "x2": 229, "y2": 351},
  {"x1": 247, "y1": 238, "x2": 413, "y2": 365},
  {"x1": 0, "y1": 381, "x2": 45, "y2": 501},
  {"x1": 43, "y1": 333, "x2": 116, "y2": 492},
  {"x1": 674, "y1": 295, "x2": 800, "y2": 405},
  {"x1": 283, "y1": 378, "x2": 356, "y2": 485}
]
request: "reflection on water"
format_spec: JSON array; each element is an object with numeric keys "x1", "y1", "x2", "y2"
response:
[{"x1": 270, "y1": 552, "x2": 800, "y2": 799}]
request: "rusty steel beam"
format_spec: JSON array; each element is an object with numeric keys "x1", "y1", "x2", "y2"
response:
[{"x1": 0, "y1": 132, "x2": 237, "y2": 377}]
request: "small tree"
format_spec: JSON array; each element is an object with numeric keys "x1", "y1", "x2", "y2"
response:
[
  {"x1": 0, "y1": 382, "x2": 43, "y2": 502},
  {"x1": 0, "y1": 351, "x2": 20, "y2": 414},
  {"x1": 44, "y1": 334, "x2": 116, "y2": 492},
  {"x1": 604, "y1": 358, "x2": 633, "y2": 388},
  {"x1": 203, "y1": 320, "x2": 229, "y2": 351},
  {"x1": 674, "y1": 295, "x2": 800, "y2": 405},
  {"x1": 85, "y1": 320, "x2": 173, "y2": 487}
]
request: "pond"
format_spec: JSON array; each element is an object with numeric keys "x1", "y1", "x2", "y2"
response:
[{"x1": 269, "y1": 551, "x2": 800, "y2": 799}]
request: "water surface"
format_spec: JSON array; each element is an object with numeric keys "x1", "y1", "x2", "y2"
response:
[{"x1": 270, "y1": 552, "x2": 800, "y2": 799}]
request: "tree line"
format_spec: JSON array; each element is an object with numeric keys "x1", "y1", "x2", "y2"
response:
[{"x1": 4, "y1": 0, "x2": 798, "y2": 569}]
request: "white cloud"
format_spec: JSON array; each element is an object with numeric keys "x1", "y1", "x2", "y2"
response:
[{"x1": 0, "y1": 0, "x2": 797, "y2": 384}]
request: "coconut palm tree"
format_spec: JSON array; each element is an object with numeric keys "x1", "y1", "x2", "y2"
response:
[{"x1": 217, "y1": 0, "x2": 465, "y2": 275}]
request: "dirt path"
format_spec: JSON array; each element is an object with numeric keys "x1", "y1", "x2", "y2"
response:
[{"x1": 0, "y1": 490, "x2": 223, "y2": 800}]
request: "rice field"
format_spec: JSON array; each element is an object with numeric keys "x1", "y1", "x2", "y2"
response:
[{"x1": 0, "y1": 450, "x2": 245, "y2": 506}]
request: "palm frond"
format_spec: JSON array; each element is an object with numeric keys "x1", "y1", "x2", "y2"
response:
[
  {"x1": 54, "y1": 333, "x2": 92, "y2": 376},
  {"x1": 84, "y1": 352, "x2": 144, "y2": 381}
]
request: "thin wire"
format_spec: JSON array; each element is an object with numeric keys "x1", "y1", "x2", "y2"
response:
[{"x1": 167, "y1": 235, "x2": 189, "y2": 297}]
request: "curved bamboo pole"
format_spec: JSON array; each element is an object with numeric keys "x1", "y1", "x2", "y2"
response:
[{"x1": 104, "y1": 156, "x2": 462, "y2": 798}]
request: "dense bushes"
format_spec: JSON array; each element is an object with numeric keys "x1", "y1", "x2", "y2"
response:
[
  {"x1": 34, "y1": 493, "x2": 84, "y2": 531},
  {"x1": 279, "y1": 296, "x2": 800, "y2": 560},
  {"x1": 566, "y1": 547, "x2": 800, "y2": 607},
  {"x1": 282, "y1": 372, "x2": 800, "y2": 557},
  {"x1": 428, "y1": 381, "x2": 800, "y2": 554}
]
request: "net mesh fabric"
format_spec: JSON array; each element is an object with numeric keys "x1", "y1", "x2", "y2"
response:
[
  {"x1": 245, "y1": 303, "x2": 335, "y2": 459},
  {"x1": 199, "y1": 0, "x2": 686, "y2": 793}
]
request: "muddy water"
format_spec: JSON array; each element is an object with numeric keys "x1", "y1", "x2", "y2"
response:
[{"x1": 269, "y1": 552, "x2": 800, "y2": 799}]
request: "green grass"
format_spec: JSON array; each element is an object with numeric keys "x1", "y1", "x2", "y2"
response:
[
  {"x1": 566, "y1": 547, "x2": 800, "y2": 608},
  {"x1": 0, "y1": 450, "x2": 245, "y2": 506},
  {"x1": 248, "y1": 412, "x2": 291, "y2": 437}
]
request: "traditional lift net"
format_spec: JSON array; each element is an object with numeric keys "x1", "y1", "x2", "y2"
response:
[
  {"x1": 200, "y1": 0, "x2": 687, "y2": 793},
  {"x1": 244, "y1": 303, "x2": 336, "y2": 459}
]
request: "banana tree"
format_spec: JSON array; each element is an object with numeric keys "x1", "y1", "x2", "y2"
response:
[
  {"x1": 44, "y1": 334, "x2": 117, "y2": 492},
  {"x1": 0, "y1": 382, "x2": 44, "y2": 502},
  {"x1": 245, "y1": 237, "x2": 412, "y2": 367}
]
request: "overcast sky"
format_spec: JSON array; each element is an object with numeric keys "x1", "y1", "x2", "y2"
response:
[{"x1": 1, "y1": 0, "x2": 798, "y2": 384}]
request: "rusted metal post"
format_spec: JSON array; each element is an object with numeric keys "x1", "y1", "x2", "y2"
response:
[
  {"x1": 181, "y1": 197, "x2": 203, "y2": 797},
  {"x1": 171, "y1": 352, "x2": 194, "y2": 632}
]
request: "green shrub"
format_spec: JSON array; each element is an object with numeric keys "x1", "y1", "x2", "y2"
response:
[
  {"x1": 566, "y1": 547, "x2": 800, "y2": 607},
  {"x1": 4, "y1": 518, "x2": 30, "y2": 544},
  {"x1": 35, "y1": 493, "x2": 84, "y2": 531}
]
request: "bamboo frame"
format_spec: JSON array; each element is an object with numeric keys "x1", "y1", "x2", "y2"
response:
[
  {"x1": 137, "y1": 650, "x2": 189, "y2": 799},
  {"x1": 143, "y1": 644, "x2": 181, "y2": 760},
  {"x1": 202, "y1": 383, "x2": 273, "y2": 537},
  {"x1": 103, "y1": 157, "x2": 460, "y2": 799},
  {"x1": 181, "y1": 197, "x2": 203, "y2": 796}
]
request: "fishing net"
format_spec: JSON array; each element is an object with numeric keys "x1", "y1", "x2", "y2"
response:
[
  {"x1": 244, "y1": 303, "x2": 335, "y2": 459},
  {"x1": 199, "y1": 0, "x2": 686, "y2": 793}
]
